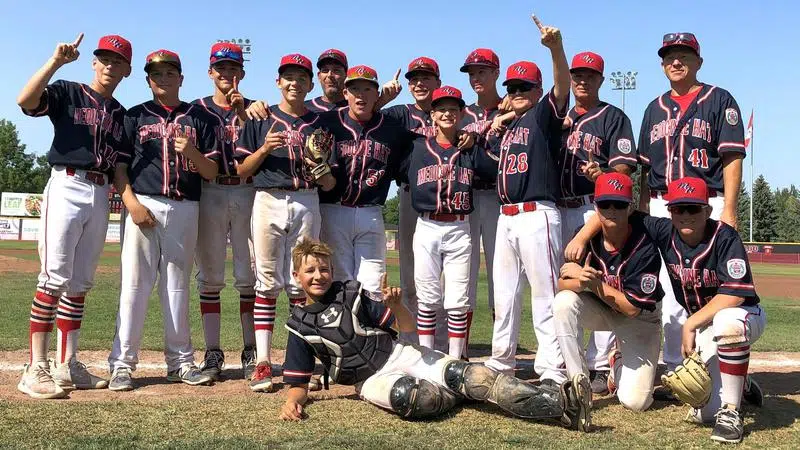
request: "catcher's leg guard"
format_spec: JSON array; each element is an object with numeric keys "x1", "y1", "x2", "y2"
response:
[
  {"x1": 444, "y1": 361, "x2": 564, "y2": 420},
  {"x1": 389, "y1": 376, "x2": 459, "y2": 419}
]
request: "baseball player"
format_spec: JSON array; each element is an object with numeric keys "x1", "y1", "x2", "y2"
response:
[
  {"x1": 567, "y1": 177, "x2": 765, "y2": 443},
  {"x1": 399, "y1": 86, "x2": 498, "y2": 358},
  {"x1": 107, "y1": 50, "x2": 220, "y2": 390},
  {"x1": 305, "y1": 49, "x2": 349, "y2": 113},
  {"x1": 235, "y1": 53, "x2": 336, "y2": 393},
  {"x1": 485, "y1": 17, "x2": 570, "y2": 385},
  {"x1": 379, "y1": 57, "x2": 441, "y2": 345},
  {"x1": 558, "y1": 51, "x2": 637, "y2": 394},
  {"x1": 192, "y1": 43, "x2": 257, "y2": 382},
  {"x1": 459, "y1": 48, "x2": 503, "y2": 346},
  {"x1": 16, "y1": 33, "x2": 132, "y2": 399},
  {"x1": 638, "y1": 33, "x2": 746, "y2": 374},
  {"x1": 554, "y1": 173, "x2": 664, "y2": 413},
  {"x1": 17, "y1": 33, "x2": 132, "y2": 399},
  {"x1": 277, "y1": 240, "x2": 592, "y2": 432},
  {"x1": 317, "y1": 65, "x2": 415, "y2": 298}
]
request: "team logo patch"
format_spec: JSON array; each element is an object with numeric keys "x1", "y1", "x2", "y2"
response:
[
  {"x1": 727, "y1": 258, "x2": 747, "y2": 279},
  {"x1": 514, "y1": 65, "x2": 527, "y2": 75},
  {"x1": 640, "y1": 274, "x2": 657, "y2": 294},
  {"x1": 725, "y1": 108, "x2": 739, "y2": 126},
  {"x1": 581, "y1": 54, "x2": 595, "y2": 64},
  {"x1": 607, "y1": 178, "x2": 624, "y2": 191},
  {"x1": 678, "y1": 182, "x2": 695, "y2": 194},
  {"x1": 617, "y1": 138, "x2": 632, "y2": 154}
]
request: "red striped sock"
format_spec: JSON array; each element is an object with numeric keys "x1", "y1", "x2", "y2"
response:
[{"x1": 29, "y1": 290, "x2": 59, "y2": 364}]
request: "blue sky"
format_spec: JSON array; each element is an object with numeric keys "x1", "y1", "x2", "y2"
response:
[{"x1": 1, "y1": 0, "x2": 794, "y2": 191}]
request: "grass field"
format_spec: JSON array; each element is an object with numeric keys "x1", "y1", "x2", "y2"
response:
[{"x1": 1, "y1": 241, "x2": 799, "y2": 449}]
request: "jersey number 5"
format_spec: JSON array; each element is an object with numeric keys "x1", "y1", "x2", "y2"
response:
[
  {"x1": 688, "y1": 148, "x2": 709, "y2": 169},
  {"x1": 505, "y1": 153, "x2": 529, "y2": 174},
  {"x1": 451, "y1": 191, "x2": 471, "y2": 211}
]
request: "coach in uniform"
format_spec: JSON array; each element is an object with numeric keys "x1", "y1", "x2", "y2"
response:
[{"x1": 637, "y1": 32, "x2": 746, "y2": 375}]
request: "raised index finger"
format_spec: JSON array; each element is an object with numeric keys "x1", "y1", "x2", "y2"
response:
[
  {"x1": 233, "y1": 75, "x2": 239, "y2": 92},
  {"x1": 380, "y1": 272, "x2": 389, "y2": 290},
  {"x1": 583, "y1": 251, "x2": 593, "y2": 267},
  {"x1": 393, "y1": 68, "x2": 401, "y2": 82},
  {"x1": 531, "y1": 14, "x2": 545, "y2": 31},
  {"x1": 73, "y1": 32, "x2": 84, "y2": 47}
]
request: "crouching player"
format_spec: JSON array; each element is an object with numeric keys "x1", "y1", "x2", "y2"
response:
[
  {"x1": 277, "y1": 240, "x2": 592, "y2": 431},
  {"x1": 567, "y1": 176, "x2": 766, "y2": 443},
  {"x1": 554, "y1": 173, "x2": 664, "y2": 413}
]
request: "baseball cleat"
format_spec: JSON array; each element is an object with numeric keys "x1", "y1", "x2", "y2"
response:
[
  {"x1": 109, "y1": 367, "x2": 134, "y2": 392},
  {"x1": 51, "y1": 358, "x2": 108, "y2": 390},
  {"x1": 167, "y1": 364, "x2": 213, "y2": 386},
  {"x1": 711, "y1": 404, "x2": 743, "y2": 443},
  {"x1": 589, "y1": 370, "x2": 610, "y2": 395},
  {"x1": 742, "y1": 375, "x2": 763, "y2": 407},
  {"x1": 249, "y1": 362, "x2": 273, "y2": 392},
  {"x1": 684, "y1": 407, "x2": 704, "y2": 424},
  {"x1": 241, "y1": 346, "x2": 256, "y2": 380},
  {"x1": 17, "y1": 363, "x2": 68, "y2": 399},
  {"x1": 199, "y1": 349, "x2": 225, "y2": 381},
  {"x1": 561, "y1": 373, "x2": 592, "y2": 432}
]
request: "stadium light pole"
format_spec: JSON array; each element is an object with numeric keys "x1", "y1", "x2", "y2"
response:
[
  {"x1": 216, "y1": 38, "x2": 252, "y2": 61},
  {"x1": 609, "y1": 70, "x2": 637, "y2": 112}
]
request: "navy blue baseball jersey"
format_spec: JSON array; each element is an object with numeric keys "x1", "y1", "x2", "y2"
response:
[
  {"x1": 282, "y1": 287, "x2": 396, "y2": 385},
  {"x1": 21, "y1": 80, "x2": 127, "y2": 176},
  {"x1": 583, "y1": 221, "x2": 664, "y2": 311},
  {"x1": 304, "y1": 96, "x2": 347, "y2": 113},
  {"x1": 192, "y1": 96, "x2": 253, "y2": 176},
  {"x1": 382, "y1": 104, "x2": 437, "y2": 137},
  {"x1": 317, "y1": 107, "x2": 416, "y2": 206},
  {"x1": 234, "y1": 105, "x2": 321, "y2": 190},
  {"x1": 401, "y1": 137, "x2": 499, "y2": 214},
  {"x1": 560, "y1": 103, "x2": 637, "y2": 198},
  {"x1": 495, "y1": 90, "x2": 567, "y2": 204},
  {"x1": 630, "y1": 211, "x2": 759, "y2": 315},
  {"x1": 460, "y1": 104, "x2": 502, "y2": 190},
  {"x1": 638, "y1": 84, "x2": 745, "y2": 192},
  {"x1": 120, "y1": 101, "x2": 220, "y2": 201}
]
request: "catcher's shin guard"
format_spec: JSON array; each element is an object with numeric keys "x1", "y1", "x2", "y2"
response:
[
  {"x1": 443, "y1": 361, "x2": 563, "y2": 419},
  {"x1": 389, "y1": 376, "x2": 459, "y2": 419}
]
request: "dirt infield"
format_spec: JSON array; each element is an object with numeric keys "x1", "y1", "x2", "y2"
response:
[{"x1": 1, "y1": 349, "x2": 798, "y2": 403}]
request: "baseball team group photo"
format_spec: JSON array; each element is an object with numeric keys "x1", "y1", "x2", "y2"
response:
[{"x1": 1, "y1": 2, "x2": 798, "y2": 449}]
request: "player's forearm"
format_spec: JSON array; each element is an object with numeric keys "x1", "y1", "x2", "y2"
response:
[
  {"x1": 590, "y1": 283, "x2": 641, "y2": 318},
  {"x1": 573, "y1": 214, "x2": 602, "y2": 246},
  {"x1": 286, "y1": 385, "x2": 309, "y2": 406},
  {"x1": 114, "y1": 164, "x2": 141, "y2": 210},
  {"x1": 236, "y1": 151, "x2": 268, "y2": 178},
  {"x1": 684, "y1": 294, "x2": 744, "y2": 332},
  {"x1": 558, "y1": 277, "x2": 582, "y2": 292},
  {"x1": 185, "y1": 150, "x2": 218, "y2": 181},
  {"x1": 550, "y1": 43, "x2": 570, "y2": 110},
  {"x1": 722, "y1": 153, "x2": 743, "y2": 217},
  {"x1": 390, "y1": 303, "x2": 416, "y2": 333},
  {"x1": 17, "y1": 59, "x2": 62, "y2": 109}
]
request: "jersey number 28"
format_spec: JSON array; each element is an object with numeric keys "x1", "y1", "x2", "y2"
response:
[{"x1": 504, "y1": 153, "x2": 529, "y2": 174}]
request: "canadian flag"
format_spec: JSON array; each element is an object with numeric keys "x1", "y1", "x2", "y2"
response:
[{"x1": 744, "y1": 110, "x2": 754, "y2": 149}]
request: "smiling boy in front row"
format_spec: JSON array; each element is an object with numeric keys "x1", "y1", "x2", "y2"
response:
[{"x1": 277, "y1": 240, "x2": 592, "y2": 430}]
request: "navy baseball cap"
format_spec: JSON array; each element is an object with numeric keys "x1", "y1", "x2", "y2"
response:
[
  {"x1": 595, "y1": 173, "x2": 633, "y2": 203},
  {"x1": 666, "y1": 177, "x2": 709, "y2": 206}
]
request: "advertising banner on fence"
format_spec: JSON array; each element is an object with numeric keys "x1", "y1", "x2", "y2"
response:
[
  {"x1": 0, "y1": 217, "x2": 21, "y2": 240},
  {"x1": 1, "y1": 193, "x2": 43, "y2": 217}
]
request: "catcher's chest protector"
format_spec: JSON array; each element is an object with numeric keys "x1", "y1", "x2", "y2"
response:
[{"x1": 286, "y1": 281, "x2": 396, "y2": 385}]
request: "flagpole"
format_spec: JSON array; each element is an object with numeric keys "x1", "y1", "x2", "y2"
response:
[{"x1": 749, "y1": 109, "x2": 754, "y2": 242}]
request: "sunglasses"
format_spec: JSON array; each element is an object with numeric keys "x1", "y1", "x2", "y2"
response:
[
  {"x1": 662, "y1": 33, "x2": 698, "y2": 47},
  {"x1": 506, "y1": 84, "x2": 538, "y2": 95},
  {"x1": 597, "y1": 200, "x2": 629, "y2": 210},
  {"x1": 212, "y1": 49, "x2": 243, "y2": 62},
  {"x1": 668, "y1": 204, "x2": 704, "y2": 215}
]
